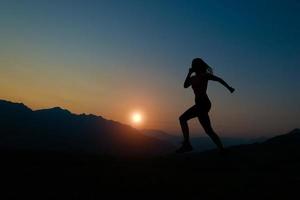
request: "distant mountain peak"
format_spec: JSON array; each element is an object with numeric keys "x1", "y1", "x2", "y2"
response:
[
  {"x1": 0, "y1": 99, "x2": 32, "y2": 112},
  {"x1": 263, "y1": 128, "x2": 300, "y2": 145},
  {"x1": 35, "y1": 106, "x2": 72, "y2": 115},
  {"x1": 0, "y1": 99, "x2": 25, "y2": 106},
  {"x1": 49, "y1": 106, "x2": 70, "y2": 113},
  {"x1": 289, "y1": 128, "x2": 300, "y2": 134}
]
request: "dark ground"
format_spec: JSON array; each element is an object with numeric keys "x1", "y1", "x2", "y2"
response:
[{"x1": 2, "y1": 144, "x2": 300, "y2": 200}]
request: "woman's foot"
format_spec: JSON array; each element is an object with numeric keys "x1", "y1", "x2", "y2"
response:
[{"x1": 176, "y1": 141, "x2": 193, "y2": 153}]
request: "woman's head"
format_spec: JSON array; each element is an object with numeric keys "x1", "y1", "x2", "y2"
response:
[{"x1": 191, "y1": 58, "x2": 213, "y2": 74}]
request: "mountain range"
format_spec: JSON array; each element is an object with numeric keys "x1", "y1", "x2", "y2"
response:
[
  {"x1": 1, "y1": 99, "x2": 299, "y2": 157},
  {"x1": 0, "y1": 99, "x2": 174, "y2": 156}
]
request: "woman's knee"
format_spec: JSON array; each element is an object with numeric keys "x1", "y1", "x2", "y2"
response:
[{"x1": 179, "y1": 114, "x2": 187, "y2": 123}]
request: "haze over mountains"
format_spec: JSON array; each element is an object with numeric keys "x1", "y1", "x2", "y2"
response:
[{"x1": 142, "y1": 129, "x2": 266, "y2": 151}]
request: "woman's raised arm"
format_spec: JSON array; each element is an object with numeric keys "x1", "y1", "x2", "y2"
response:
[{"x1": 208, "y1": 74, "x2": 235, "y2": 93}]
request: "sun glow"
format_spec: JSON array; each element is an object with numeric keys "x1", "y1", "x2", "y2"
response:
[{"x1": 131, "y1": 112, "x2": 143, "y2": 125}]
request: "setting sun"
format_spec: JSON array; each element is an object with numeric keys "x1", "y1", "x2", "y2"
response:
[{"x1": 131, "y1": 112, "x2": 143, "y2": 125}]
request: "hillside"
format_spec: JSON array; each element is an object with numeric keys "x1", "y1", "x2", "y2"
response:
[{"x1": 1, "y1": 128, "x2": 300, "y2": 199}]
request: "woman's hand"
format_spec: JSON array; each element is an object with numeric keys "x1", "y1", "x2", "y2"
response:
[{"x1": 229, "y1": 87, "x2": 235, "y2": 93}]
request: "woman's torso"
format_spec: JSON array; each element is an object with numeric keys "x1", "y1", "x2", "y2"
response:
[{"x1": 190, "y1": 74, "x2": 211, "y2": 105}]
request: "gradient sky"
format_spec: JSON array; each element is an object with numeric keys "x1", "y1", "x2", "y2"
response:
[{"x1": 0, "y1": 0, "x2": 299, "y2": 137}]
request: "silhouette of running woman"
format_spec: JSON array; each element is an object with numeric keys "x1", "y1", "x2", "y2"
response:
[{"x1": 177, "y1": 58, "x2": 235, "y2": 153}]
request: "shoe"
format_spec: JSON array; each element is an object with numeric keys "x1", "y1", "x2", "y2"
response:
[{"x1": 176, "y1": 142, "x2": 193, "y2": 154}]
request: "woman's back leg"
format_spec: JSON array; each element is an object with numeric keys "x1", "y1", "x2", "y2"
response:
[{"x1": 198, "y1": 113, "x2": 224, "y2": 150}]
